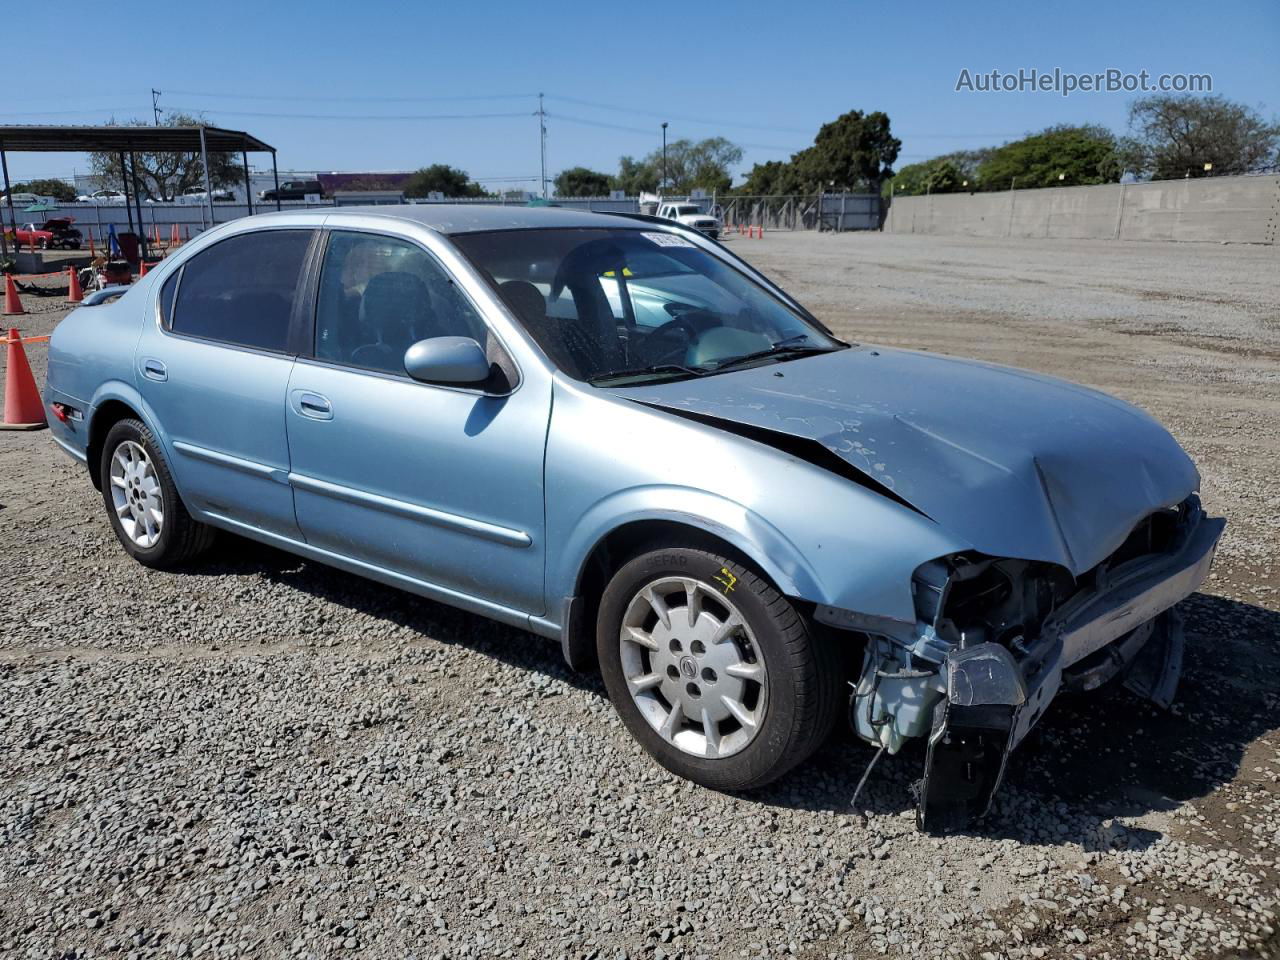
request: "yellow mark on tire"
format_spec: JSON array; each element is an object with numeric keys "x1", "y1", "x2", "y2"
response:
[{"x1": 714, "y1": 567, "x2": 738, "y2": 594}]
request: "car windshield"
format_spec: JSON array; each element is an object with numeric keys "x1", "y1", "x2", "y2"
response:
[
  {"x1": 672, "y1": 205, "x2": 701, "y2": 216},
  {"x1": 452, "y1": 227, "x2": 843, "y2": 384}
]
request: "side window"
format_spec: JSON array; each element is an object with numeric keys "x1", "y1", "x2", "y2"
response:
[
  {"x1": 171, "y1": 229, "x2": 312, "y2": 352},
  {"x1": 314, "y1": 230, "x2": 485, "y2": 375},
  {"x1": 159, "y1": 269, "x2": 179, "y2": 327}
]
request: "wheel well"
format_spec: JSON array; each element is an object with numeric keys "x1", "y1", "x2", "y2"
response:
[
  {"x1": 85, "y1": 399, "x2": 140, "y2": 489},
  {"x1": 563, "y1": 520, "x2": 782, "y2": 674}
]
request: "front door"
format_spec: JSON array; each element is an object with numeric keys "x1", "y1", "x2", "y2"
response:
[
  {"x1": 136, "y1": 228, "x2": 315, "y2": 539},
  {"x1": 284, "y1": 229, "x2": 549, "y2": 615}
]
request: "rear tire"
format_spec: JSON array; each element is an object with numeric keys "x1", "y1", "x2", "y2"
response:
[
  {"x1": 98, "y1": 418, "x2": 215, "y2": 569},
  {"x1": 597, "y1": 546, "x2": 841, "y2": 791}
]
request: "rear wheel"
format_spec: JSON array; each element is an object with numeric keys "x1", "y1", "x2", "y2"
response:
[
  {"x1": 597, "y1": 546, "x2": 841, "y2": 791},
  {"x1": 99, "y1": 418, "x2": 215, "y2": 569}
]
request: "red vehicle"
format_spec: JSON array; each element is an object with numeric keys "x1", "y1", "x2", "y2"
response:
[
  {"x1": 7, "y1": 223, "x2": 54, "y2": 249},
  {"x1": 5, "y1": 218, "x2": 83, "y2": 251}
]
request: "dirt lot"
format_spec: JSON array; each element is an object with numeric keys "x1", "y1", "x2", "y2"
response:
[{"x1": 1, "y1": 232, "x2": 1277, "y2": 959}]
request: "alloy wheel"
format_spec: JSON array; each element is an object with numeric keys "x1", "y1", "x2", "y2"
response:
[
  {"x1": 108, "y1": 440, "x2": 165, "y2": 548},
  {"x1": 618, "y1": 576, "x2": 768, "y2": 759}
]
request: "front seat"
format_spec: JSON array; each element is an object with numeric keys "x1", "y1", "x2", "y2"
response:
[{"x1": 352, "y1": 271, "x2": 431, "y2": 370}]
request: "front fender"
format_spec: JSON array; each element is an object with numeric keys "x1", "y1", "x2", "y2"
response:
[
  {"x1": 544, "y1": 379, "x2": 973, "y2": 626},
  {"x1": 552, "y1": 484, "x2": 823, "y2": 605}
]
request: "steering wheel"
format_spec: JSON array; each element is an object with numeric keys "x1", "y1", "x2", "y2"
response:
[{"x1": 643, "y1": 316, "x2": 699, "y2": 365}]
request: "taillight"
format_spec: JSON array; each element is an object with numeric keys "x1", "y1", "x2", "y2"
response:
[{"x1": 50, "y1": 402, "x2": 81, "y2": 423}]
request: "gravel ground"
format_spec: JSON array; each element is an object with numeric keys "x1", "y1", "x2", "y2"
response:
[{"x1": 1, "y1": 233, "x2": 1277, "y2": 959}]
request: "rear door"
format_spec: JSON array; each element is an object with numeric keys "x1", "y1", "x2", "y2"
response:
[{"x1": 135, "y1": 228, "x2": 317, "y2": 539}]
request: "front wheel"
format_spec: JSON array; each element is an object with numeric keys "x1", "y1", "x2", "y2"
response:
[{"x1": 597, "y1": 547, "x2": 841, "y2": 791}]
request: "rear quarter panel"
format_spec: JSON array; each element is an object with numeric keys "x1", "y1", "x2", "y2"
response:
[{"x1": 45, "y1": 282, "x2": 153, "y2": 461}]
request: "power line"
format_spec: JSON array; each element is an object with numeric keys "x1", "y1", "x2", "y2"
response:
[
  {"x1": 546, "y1": 93, "x2": 812, "y2": 136},
  {"x1": 164, "y1": 88, "x2": 536, "y2": 104},
  {"x1": 165, "y1": 105, "x2": 530, "y2": 121},
  {"x1": 549, "y1": 113, "x2": 799, "y2": 153},
  {"x1": 0, "y1": 108, "x2": 136, "y2": 117}
]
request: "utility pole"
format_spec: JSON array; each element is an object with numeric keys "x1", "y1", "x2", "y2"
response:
[
  {"x1": 151, "y1": 89, "x2": 163, "y2": 125},
  {"x1": 661, "y1": 122, "x2": 668, "y2": 196},
  {"x1": 536, "y1": 93, "x2": 547, "y2": 199}
]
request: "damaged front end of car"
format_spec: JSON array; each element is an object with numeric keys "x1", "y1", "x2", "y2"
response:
[{"x1": 817, "y1": 496, "x2": 1225, "y2": 833}]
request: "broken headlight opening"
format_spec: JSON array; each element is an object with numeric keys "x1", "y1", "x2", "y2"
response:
[{"x1": 821, "y1": 495, "x2": 1224, "y2": 834}]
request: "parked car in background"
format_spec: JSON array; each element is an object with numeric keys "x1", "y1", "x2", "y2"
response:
[
  {"x1": 259, "y1": 179, "x2": 323, "y2": 202},
  {"x1": 1, "y1": 192, "x2": 42, "y2": 207},
  {"x1": 8, "y1": 222, "x2": 54, "y2": 248},
  {"x1": 655, "y1": 200, "x2": 721, "y2": 239},
  {"x1": 37, "y1": 218, "x2": 83, "y2": 250},
  {"x1": 76, "y1": 189, "x2": 127, "y2": 204},
  {"x1": 182, "y1": 185, "x2": 235, "y2": 202},
  {"x1": 44, "y1": 205, "x2": 1224, "y2": 833}
]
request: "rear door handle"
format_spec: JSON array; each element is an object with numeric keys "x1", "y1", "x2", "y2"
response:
[
  {"x1": 290, "y1": 389, "x2": 333, "y2": 421},
  {"x1": 140, "y1": 357, "x2": 167, "y2": 382}
]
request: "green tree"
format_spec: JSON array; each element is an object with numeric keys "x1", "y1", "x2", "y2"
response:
[
  {"x1": 11, "y1": 178, "x2": 76, "y2": 202},
  {"x1": 884, "y1": 157, "x2": 966, "y2": 197},
  {"x1": 735, "y1": 108, "x2": 900, "y2": 195},
  {"x1": 1120, "y1": 94, "x2": 1280, "y2": 180},
  {"x1": 612, "y1": 137, "x2": 744, "y2": 194},
  {"x1": 793, "y1": 109, "x2": 900, "y2": 194},
  {"x1": 403, "y1": 164, "x2": 487, "y2": 199},
  {"x1": 88, "y1": 113, "x2": 240, "y2": 201},
  {"x1": 976, "y1": 125, "x2": 1121, "y2": 190},
  {"x1": 736, "y1": 160, "x2": 803, "y2": 196},
  {"x1": 611, "y1": 156, "x2": 656, "y2": 195},
  {"x1": 554, "y1": 166, "x2": 612, "y2": 197}
]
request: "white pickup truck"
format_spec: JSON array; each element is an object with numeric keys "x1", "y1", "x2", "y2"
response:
[{"x1": 654, "y1": 201, "x2": 721, "y2": 240}]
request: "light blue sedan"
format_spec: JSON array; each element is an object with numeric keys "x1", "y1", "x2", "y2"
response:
[{"x1": 44, "y1": 206, "x2": 1224, "y2": 831}]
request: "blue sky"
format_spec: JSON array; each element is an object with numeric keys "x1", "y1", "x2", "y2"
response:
[{"x1": 8, "y1": 0, "x2": 1279, "y2": 190}]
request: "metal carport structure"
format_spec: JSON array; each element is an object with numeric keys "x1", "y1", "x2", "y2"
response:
[{"x1": 0, "y1": 124, "x2": 280, "y2": 259}]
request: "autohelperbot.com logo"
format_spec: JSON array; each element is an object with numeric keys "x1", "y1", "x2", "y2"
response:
[{"x1": 955, "y1": 67, "x2": 1212, "y2": 97}]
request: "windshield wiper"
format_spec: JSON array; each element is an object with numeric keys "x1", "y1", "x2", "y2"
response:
[
  {"x1": 710, "y1": 335, "x2": 836, "y2": 372},
  {"x1": 589, "y1": 362, "x2": 709, "y2": 385}
]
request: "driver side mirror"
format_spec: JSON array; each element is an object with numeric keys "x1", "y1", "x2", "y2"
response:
[{"x1": 403, "y1": 336, "x2": 491, "y2": 386}]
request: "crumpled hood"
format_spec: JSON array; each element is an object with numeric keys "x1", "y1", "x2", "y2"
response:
[{"x1": 617, "y1": 346, "x2": 1199, "y2": 575}]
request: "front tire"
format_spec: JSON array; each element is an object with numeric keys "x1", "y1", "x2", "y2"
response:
[
  {"x1": 597, "y1": 546, "x2": 841, "y2": 791},
  {"x1": 99, "y1": 418, "x2": 215, "y2": 569}
]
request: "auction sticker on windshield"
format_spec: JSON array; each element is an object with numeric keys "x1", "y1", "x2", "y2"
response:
[{"x1": 642, "y1": 232, "x2": 696, "y2": 248}]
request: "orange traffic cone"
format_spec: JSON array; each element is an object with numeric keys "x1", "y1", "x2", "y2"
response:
[
  {"x1": 2, "y1": 275, "x2": 25, "y2": 316},
  {"x1": 2, "y1": 328, "x2": 47, "y2": 430},
  {"x1": 139, "y1": 260, "x2": 149, "y2": 278},
  {"x1": 153, "y1": 223, "x2": 162, "y2": 246},
  {"x1": 67, "y1": 266, "x2": 83, "y2": 304},
  {"x1": 170, "y1": 223, "x2": 180, "y2": 246}
]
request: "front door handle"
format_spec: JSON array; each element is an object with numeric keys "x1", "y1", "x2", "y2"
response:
[
  {"x1": 290, "y1": 389, "x2": 333, "y2": 421},
  {"x1": 140, "y1": 357, "x2": 167, "y2": 382}
]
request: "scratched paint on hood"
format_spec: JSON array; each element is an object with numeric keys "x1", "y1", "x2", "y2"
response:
[{"x1": 614, "y1": 346, "x2": 1199, "y2": 575}]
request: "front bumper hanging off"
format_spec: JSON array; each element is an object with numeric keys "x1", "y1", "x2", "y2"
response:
[{"x1": 915, "y1": 510, "x2": 1225, "y2": 833}]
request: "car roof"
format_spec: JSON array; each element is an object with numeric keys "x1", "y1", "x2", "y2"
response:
[{"x1": 243, "y1": 203, "x2": 649, "y2": 236}]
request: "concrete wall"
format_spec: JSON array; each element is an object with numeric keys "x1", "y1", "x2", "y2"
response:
[
  {"x1": 0, "y1": 195, "x2": 661, "y2": 244},
  {"x1": 884, "y1": 174, "x2": 1280, "y2": 245}
]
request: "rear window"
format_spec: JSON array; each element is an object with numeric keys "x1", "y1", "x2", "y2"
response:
[{"x1": 170, "y1": 229, "x2": 312, "y2": 352}]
